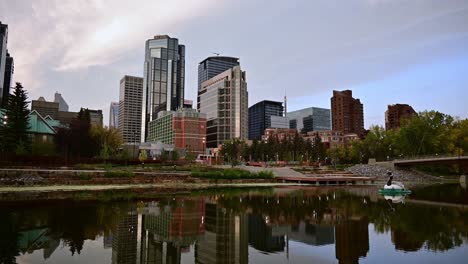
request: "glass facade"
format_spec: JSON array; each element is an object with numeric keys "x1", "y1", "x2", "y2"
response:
[
  {"x1": 248, "y1": 100, "x2": 284, "y2": 140},
  {"x1": 197, "y1": 56, "x2": 239, "y2": 109},
  {"x1": 0, "y1": 22, "x2": 8, "y2": 107},
  {"x1": 141, "y1": 35, "x2": 185, "y2": 142},
  {"x1": 287, "y1": 107, "x2": 331, "y2": 132}
]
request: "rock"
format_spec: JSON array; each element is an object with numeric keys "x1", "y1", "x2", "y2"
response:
[{"x1": 345, "y1": 164, "x2": 440, "y2": 182}]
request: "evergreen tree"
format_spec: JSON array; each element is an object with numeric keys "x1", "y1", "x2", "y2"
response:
[{"x1": 2, "y1": 82, "x2": 31, "y2": 153}]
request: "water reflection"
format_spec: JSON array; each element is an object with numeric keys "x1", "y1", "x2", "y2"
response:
[{"x1": 0, "y1": 184, "x2": 467, "y2": 264}]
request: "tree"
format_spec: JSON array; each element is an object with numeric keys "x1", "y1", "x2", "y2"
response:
[
  {"x1": 171, "y1": 150, "x2": 179, "y2": 161},
  {"x1": 65, "y1": 108, "x2": 96, "y2": 157},
  {"x1": 1, "y1": 82, "x2": 31, "y2": 153},
  {"x1": 220, "y1": 138, "x2": 244, "y2": 167},
  {"x1": 90, "y1": 125, "x2": 123, "y2": 159}
]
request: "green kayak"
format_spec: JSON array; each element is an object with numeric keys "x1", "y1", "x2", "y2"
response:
[{"x1": 378, "y1": 188, "x2": 411, "y2": 195}]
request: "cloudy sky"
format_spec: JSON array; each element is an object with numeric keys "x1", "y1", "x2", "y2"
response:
[{"x1": 1, "y1": 0, "x2": 467, "y2": 127}]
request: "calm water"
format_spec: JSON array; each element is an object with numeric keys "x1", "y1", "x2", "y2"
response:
[{"x1": 1, "y1": 184, "x2": 467, "y2": 264}]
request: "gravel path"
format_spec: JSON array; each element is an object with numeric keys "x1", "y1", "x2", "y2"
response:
[{"x1": 346, "y1": 164, "x2": 441, "y2": 182}]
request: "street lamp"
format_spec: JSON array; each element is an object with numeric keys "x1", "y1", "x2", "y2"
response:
[
  {"x1": 202, "y1": 137, "x2": 206, "y2": 163},
  {"x1": 132, "y1": 131, "x2": 136, "y2": 160}
]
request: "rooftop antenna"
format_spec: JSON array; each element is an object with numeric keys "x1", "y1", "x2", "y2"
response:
[
  {"x1": 284, "y1": 90, "x2": 287, "y2": 117},
  {"x1": 211, "y1": 52, "x2": 220, "y2": 56}
]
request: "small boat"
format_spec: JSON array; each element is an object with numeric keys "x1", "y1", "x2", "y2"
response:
[{"x1": 378, "y1": 171, "x2": 411, "y2": 195}]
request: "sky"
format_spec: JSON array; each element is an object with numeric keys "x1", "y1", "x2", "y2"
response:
[{"x1": 1, "y1": 0, "x2": 467, "y2": 127}]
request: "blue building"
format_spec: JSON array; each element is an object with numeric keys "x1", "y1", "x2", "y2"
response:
[{"x1": 248, "y1": 100, "x2": 284, "y2": 140}]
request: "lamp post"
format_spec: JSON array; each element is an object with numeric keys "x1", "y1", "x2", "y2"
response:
[
  {"x1": 132, "y1": 131, "x2": 136, "y2": 160},
  {"x1": 202, "y1": 137, "x2": 206, "y2": 164}
]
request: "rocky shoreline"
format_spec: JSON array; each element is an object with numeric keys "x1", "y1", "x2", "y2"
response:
[{"x1": 346, "y1": 164, "x2": 441, "y2": 182}]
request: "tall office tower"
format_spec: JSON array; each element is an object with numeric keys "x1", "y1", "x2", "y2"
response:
[
  {"x1": 248, "y1": 100, "x2": 284, "y2": 140},
  {"x1": 0, "y1": 22, "x2": 8, "y2": 107},
  {"x1": 54, "y1": 92, "x2": 69, "y2": 112},
  {"x1": 2, "y1": 51, "x2": 13, "y2": 107},
  {"x1": 385, "y1": 104, "x2": 417, "y2": 130},
  {"x1": 199, "y1": 66, "x2": 248, "y2": 148},
  {"x1": 195, "y1": 202, "x2": 248, "y2": 264},
  {"x1": 141, "y1": 35, "x2": 185, "y2": 142},
  {"x1": 331, "y1": 90, "x2": 364, "y2": 136},
  {"x1": 89, "y1": 109, "x2": 103, "y2": 126},
  {"x1": 112, "y1": 210, "x2": 138, "y2": 264},
  {"x1": 197, "y1": 56, "x2": 239, "y2": 109},
  {"x1": 119, "y1": 75, "x2": 143, "y2": 143},
  {"x1": 109, "y1": 102, "x2": 119, "y2": 128},
  {"x1": 287, "y1": 107, "x2": 331, "y2": 133}
]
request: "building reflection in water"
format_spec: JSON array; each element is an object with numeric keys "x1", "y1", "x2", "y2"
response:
[
  {"x1": 195, "y1": 199, "x2": 248, "y2": 264},
  {"x1": 335, "y1": 218, "x2": 369, "y2": 264},
  {"x1": 110, "y1": 195, "x2": 372, "y2": 264}
]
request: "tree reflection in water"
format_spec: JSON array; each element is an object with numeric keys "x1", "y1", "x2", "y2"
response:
[{"x1": 0, "y1": 185, "x2": 466, "y2": 263}]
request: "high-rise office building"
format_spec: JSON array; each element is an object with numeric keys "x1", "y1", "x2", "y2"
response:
[
  {"x1": 197, "y1": 56, "x2": 239, "y2": 109},
  {"x1": 199, "y1": 65, "x2": 248, "y2": 148},
  {"x1": 141, "y1": 35, "x2": 185, "y2": 142},
  {"x1": 119, "y1": 75, "x2": 143, "y2": 143},
  {"x1": 331, "y1": 90, "x2": 364, "y2": 136},
  {"x1": 2, "y1": 51, "x2": 13, "y2": 107},
  {"x1": 54, "y1": 92, "x2": 69, "y2": 112},
  {"x1": 109, "y1": 102, "x2": 119, "y2": 128},
  {"x1": 0, "y1": 22, "x2": 8, "y2": 107},
  {"x1": 385, "y1": 104, "x2": 417, "y2": 130},
  {"x1": 89, "y1": 109, "x2": 103, "y2": 127},
  {"x1": 248, "y1": 100, "x2": 284, "y2": 140},
  {"x1": 287, "y1": 107, "x2": 331, "y2": 133}
]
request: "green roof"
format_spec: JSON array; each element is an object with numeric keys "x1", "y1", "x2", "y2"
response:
[{"x1": 28, "y1": 110, "x2": 57, "y2": 135}]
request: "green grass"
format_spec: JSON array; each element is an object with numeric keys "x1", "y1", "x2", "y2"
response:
[
  {"x1": 78, "y1": 172, "x2": 92, "y2": 180},
  {"x1": 191, "y1": 169, "x2": 274, "y2": 180},
  {"x1": 104, "y1": 170, "x2": 135, "y2": 178}
]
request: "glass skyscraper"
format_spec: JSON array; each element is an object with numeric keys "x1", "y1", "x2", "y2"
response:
[
  {"x1": 248, "y1": 100, "x2": 284, "y2": 140},
  {"x1": 141, "y1": 35, "x2": 185, "y2": 142},
  {"x1": 287, "y1": 107, "x2": 331, "y2": 133},
  {"x1": 197, "y1": 56, "x2": 239, "y2": 109},
  {"x1": 0, "y1": 22, "x2": 9, "y2": 107}
]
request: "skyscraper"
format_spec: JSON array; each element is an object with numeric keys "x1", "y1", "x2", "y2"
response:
[
  {"x1": 141, "y1": 35, "x2": 185, "y2": 142},
  {"x1": 199, "y1": 65, "x2": 248, "y2": 148},
  {"x1": 331, "y1": 90, "x2": 364, "y2": 136},
  {"x1": 119, "y1": 75, "x2": 143, "y2": 143},
  {"x1": 54, "y1": 92, "x2": 69, "y2": 112},
  {"x1": 248, "y1": 100, "x2": 284, "y2": 140},
  {"x1": 2, "y1": 51, "x2": 13, "y2": 108},
  {"x1": 385, "y1": 104, "x2": 417, "y2": 130},
  {"x1": 0, "y1": 22, "x2": 8, "y2": 107},
  {"x1": 197, "y1": 56, "x2": 239, "y2": 109},
  {"x1": 109, "y1": 102, "x2": 119, "y2": 128},
  {"x1": 286, "y1": 107, "x2": 331, "y2": 133}
]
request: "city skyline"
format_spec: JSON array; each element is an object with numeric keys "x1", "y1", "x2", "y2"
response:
[{"x1": 1, "y1": 0, "x2": 467, "y2": 127}]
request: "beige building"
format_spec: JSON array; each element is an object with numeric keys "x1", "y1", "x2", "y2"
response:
[{"x1": 199, "y1": 65, "x2": 248, "y2": 148}]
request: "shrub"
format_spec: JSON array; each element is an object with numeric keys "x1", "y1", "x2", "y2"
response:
[
  {"x1": 191, "y1": 169, "x2": 274, "y2": 180},
  {"x1": 78, "y1": 172, "x2": 92, "y2": 180},
  {"x1": 104, "y1": 170, "x2": 134, "y2": 178}
]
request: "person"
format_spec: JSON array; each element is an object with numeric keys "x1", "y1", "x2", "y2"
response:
[{"x1": 386, "y1": 170, "x2": 393, "y2": 186}]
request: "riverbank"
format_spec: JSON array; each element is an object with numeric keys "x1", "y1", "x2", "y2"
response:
[
  {"x1": 0, "y1": 182, "x2": 302, "y2": 202},
  {"x1": 346, "y1": 164, "x2": 442, "y2": 182}
]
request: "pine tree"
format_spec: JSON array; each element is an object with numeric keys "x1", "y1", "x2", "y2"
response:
[{"x1": 2, "y1": 83, "x2": 31, "y2": 153}]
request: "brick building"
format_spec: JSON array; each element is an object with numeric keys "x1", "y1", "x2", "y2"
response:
[
  {"x1": 331, "y1": 90, "x2": 364, "y2": 136},
  {"x1": 147, "y1": 108, "x2": 207, "y2": 155},
  {"x1": 385, "y1": 104, "x2": 417, "y2": 130},
  {"x1": 262, "y1": 128, "x2": 298, "y2": 142}
]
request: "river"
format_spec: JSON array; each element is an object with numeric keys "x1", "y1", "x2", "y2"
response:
[{"x1": 0, "y1": 183, "x2": 467, "y2": 263}]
